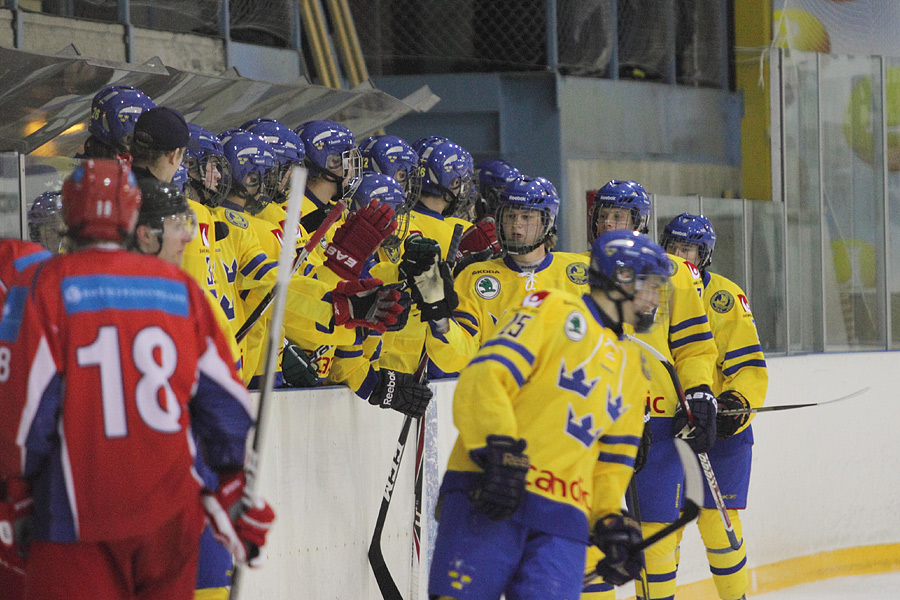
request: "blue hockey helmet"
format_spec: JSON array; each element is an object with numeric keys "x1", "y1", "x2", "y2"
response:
[
  {"x1": 219, "y1": 129, "x2": 279, "y2": 214},
  {"x1": 495, "y1": 175, "x2": 560, "y2": 255},
  {"x1": 170, "y1": 162, "x2": 188, "y2": 192},
  {"x1": 351, "y1": 171, "x2": 411, "y2": 250},
  {"x1": 475, "y1": 159, "x2": 521, "y2": 216},
  {"x1": 418, "y1": 141, "x2": 472, "y2": 217},
  {"x1": 660, "y1": 212, "x2": 717, "y2": 271},
  {"x1": 294, "y1": 119, "x2": 361, "y2": 201},
  {"x1": 28, "y1": 190, "x2": 63, "y2": 253},
  {"x1": 590, "y1": 179, "x2": 652, "y2": 239},
  {"x1": 185, "y1": 123, "x2": 232, "y2": 207},
  {"x1": 88, "y1": 85, "x2": 156, "y2": 152},
  {"x1": 589, "y1": 230, "x2": 671, "y2": 332},
  {"x1": 411, "y1": 135, "x2": 450, "y2": 158},
  {"x1": 242, "y1": 118, "x2": 307, "y2": 203},
  {"x1": 360, "y1": 135, "x2": 422, "y2": 206}
]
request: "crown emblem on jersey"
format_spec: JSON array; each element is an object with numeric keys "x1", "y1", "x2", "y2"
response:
[
  {"x1": 565, "y1": 404, "x2": 601, "y2": 448},
  {"x1": 605, "y1": 385, "x2": 626, "y2": 421},
  {"x1": 557, "y1": 360, "x2": 600, "y2": 398}
]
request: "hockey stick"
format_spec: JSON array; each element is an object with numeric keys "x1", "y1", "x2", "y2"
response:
[
  {"x1": 627, "y1": 334, "x2": 742, "y2": 551},
  {"x1": 369, "y1": 351, "x2": 430, "y2": 600},
  {"x1": 585, "y1": 439, "x2": 702, "y2": 586},
  {"x1": 408, "y1": 222, "x2": 464, "y2": 600},
  {"x1": 229, "y1": 168, "x2": 307, "y2": 600},
  {"x1": 718, "y1": 386, "x2": 869, "y2": 416},
  {"x1": 626, "y1": 405, "x2": 651, "y2": 600},
  {"x1": 234, "y1": 198, "x2": 347, "y2": 344}
]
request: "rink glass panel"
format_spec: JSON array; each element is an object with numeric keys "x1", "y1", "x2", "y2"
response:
[{"x1": 0, "y1": 154, "x2": 20, "y2": 239}]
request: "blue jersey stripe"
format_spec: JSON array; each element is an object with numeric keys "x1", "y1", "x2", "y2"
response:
[
  {"x1": 0, "y1": 286, "x2": 28, "y2": 342},
  {"x1": 480, "y1": 338, "x2": 535, "y2": 366},
  {"x1": 334, "y1": 348, "x2": 363, "y2": 359},
  {"x1": 598, "y1": 452, "x2": 635, "y2": 468},
  {"x1": 724, "y1": 344, "x2": 762, "y2": 361},
  {"x1": 254, "y1": 261, "x2": 277, "y2": 280},
  {"x1": 469, "y1": 354, "x2": 525, "y2": 387},
  {"x1": 61, "y1": 275, "x2": 188, "y2": 316},
  {"x1": 239, "y1": 253, "x2": 266, "y2": 277},
  {"x1": 722, "y1": 358, "x2": 767, "y2": 376},
  {"x1": 669, "y1": 314, "x2": 709, "y2": 334},
  {"x1": 583, "y1": 582, "x2": 614, "y2": 593},
  {"x1": 647, "y1": 571, "x2": 677, "y2": 583},
  {"x1": 669, "y1": 331, "x2": 714, "y2": 349},
  {"x1": 13, "y1": 250, "x2": 51, "y2": 272},
  {"x1": 453, "y1": 310, "x2": 478, "y2": 329},
  {"x1": 599, "y1": 434, "x2": 640, "y2": 447}
]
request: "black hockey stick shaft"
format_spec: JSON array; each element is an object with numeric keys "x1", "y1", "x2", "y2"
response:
[
  {"x1": 369, "y1": 415, "x2": 413, "y2": 600},
  {"x1": 718, "y1": 386, "x2": 870, "y2": 416},
  {"x1": 235, "y1": 199, "x2": 346, "y2": 343},
  {"x1": 627, "y1": 335, "x2": 741, "y2": 551}
]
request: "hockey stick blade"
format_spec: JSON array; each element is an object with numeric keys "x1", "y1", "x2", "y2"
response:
[
  {"x1": 584, "y1": 440, "x2": 701, "y2": 586},
  {"x1": 369, "y1": 416, "x2": 413, "y2": 600},
  {"x1": 718, "y1": 386, "x2": 870, "y2": 416},
  {"x1": 235, "y1": 198, "x2": 347, "y2": 343}
]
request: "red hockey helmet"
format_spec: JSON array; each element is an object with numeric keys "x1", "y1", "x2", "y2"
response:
[{"x1": 62, "y1": 159, "x2": 142, "y2": 242}]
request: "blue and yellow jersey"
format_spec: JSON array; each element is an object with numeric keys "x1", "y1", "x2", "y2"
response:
[
  {"x1": 443, "y1": 289, "x2": 646, "y2": 540},
  {"x1": 631, "y1": 255, "x2": 717, "y2": 418},
  {"x1": 182, "y1": 199, "x2": 221, "y2": 299},
  {"x1": 703, "y1": 271, "x2": 767, "y2": 430},
  {"x1": 429, "y1": 251, "x2": 589, "y2": 374}
]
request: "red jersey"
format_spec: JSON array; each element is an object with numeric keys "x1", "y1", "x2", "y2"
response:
[
  {"x1": 0, "y1": 239, "x2": 50, "y2": 305},
  {"x1": 6, "y1": 246, "x2": 252, "y2": 543}
]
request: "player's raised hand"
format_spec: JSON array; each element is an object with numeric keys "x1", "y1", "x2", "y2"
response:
[
  {"x1": 332, "y1": 278, "x2": 406, "y2": 334},
  {"x1": 673, "y1": 385, "x2": 718, "y2": 453},
  {"x1": 410, "y1": 259, "x2": 458, "y2": 322},
  {"x1": 590, "y1": 511, "x2": 645, "y2": 586},
  {"x1": 368, "y1": 369, "x2": 432, "y2": 418},
  {"x1": 398, "y1": 234, "x2": 439, "y2": 281},
  {"x1": 467, "y1": 435, "x2": 529, "y2": 521},
  {"x1": 325, "y1": 199, "x2": 397, "y2": 280}
]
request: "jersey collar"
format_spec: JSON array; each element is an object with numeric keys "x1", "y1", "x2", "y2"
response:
[
  {"x1": 502, "y1": 252, "x2": 553, "y2": 273},
  {"x1": 411, "y1": 203, "x2": 445, "y2": 220},
  {"x1": 701, "y1": 270, "x2": 711, "y2": 289},
  {"x1": 306, "y1": 189, "x2": 327, "y2": 210},
  {"x1": 220, "y1": 199, "x2": 244, "y2": 212},
  {"x1": 582, "y1": 293, "x2": 624, "y2": 338}
]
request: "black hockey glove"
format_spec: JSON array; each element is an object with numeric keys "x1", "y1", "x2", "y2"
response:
[
  {"x1": 468, "y1": 435, "x2": 529, "y2": 521},
  {"x1": 716, "y1": 390, "x2": 750, "y2": 439},
  {"x1": 369, "y1": 369, "x2": 433, "y2": 418},
  {"x1": 673, "y1": 384, "x2": 718, "y2": 454},
  {"x1": 633, "y1": 413, "x2": 652, "y2": 474},
  {"x1": 410, "y1": 260, "x2": 458, "y2": 321},
  {"x1": 398, "y1": 234, "x2": 439, "y2": 281},
  {"x1": 384, "y1": 289, "x2": 413, "y2": 332},
  {"x1": 281, "y1": 343, "x2": 320, "y2": 388},
  {"x1": 590, "y1": 511, "x2": 645, "y2": 586}
]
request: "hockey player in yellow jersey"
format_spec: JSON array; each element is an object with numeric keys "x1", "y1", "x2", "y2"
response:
[
  {"x1": 582, "y1": 180, "x2": 719, "y2": 600},
  {"x1": 429, "y1": 230, "x2": 672, "y2": 600},
  {"x1": 420, "y1": 175, "x2": 589, "y2": 374},
  {"x1": 661, "y1": 214, "x2": 767, "y2": 600}
]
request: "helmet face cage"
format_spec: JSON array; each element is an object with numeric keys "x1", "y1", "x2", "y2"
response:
[
  {"x1": 242, "y1": 119, "x2": 307, "y2": 204},
  {"x1": 588, "y1": 231, "x2": 671, "y2": 332},
  {"x1": 295, "y1": 120, "x2": 361, "y2": 200},
  {"x1": 186, "y1": 124, "x2": 232, "y2": 207},
  {"x1": 476, "y1": 160, "x2": 521, "y2": 217},
  {"x1": 351, "y1": 172, "x2": 410, "y2": 250},
  {"x1": 589, "y1": 180, "x2": 652, "y2": 240},
  {"x1": 28, "y1": 191, "x2": 63, "y2": 253},
  {"x1": 361, "y1": 136, "x2": 422, "y2": 206},
  {"x1": 420, "y1": 142, "x2": 470, "y2": 217},
  {"x1": 220, "y1": 130, "x2": 278, "y2": 212},
  {"x1": 660, "y1": 213, "x2": 717, "y2": 270},
  {"x1": 495, "y1": 176, "x2": 560, "y2": 255}
]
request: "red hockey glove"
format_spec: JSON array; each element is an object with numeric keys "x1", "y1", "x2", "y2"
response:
[
  {"x1": 0, "y1": 478, "x2": 33, "y2": 568},
  {"x1": 332, "y1": 279, "x2": 405, "y2": 334},
  {"x1": 202, "y1": 472, "x2": 275, "y2": 568},
  {"x1": 324, "y1": 200, "x2": 397, "y2": 280},
  {"x1": 456, "y1": 216, "x2": 501, "y2": 261}
]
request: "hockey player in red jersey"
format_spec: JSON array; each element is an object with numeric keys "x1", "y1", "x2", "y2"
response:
[
  {"x1": 0, "y1": 238, "x2": 52, "y2": 600},
  {"x1": 0, "y1": 159, "x2": 272, "y2": 600}
]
